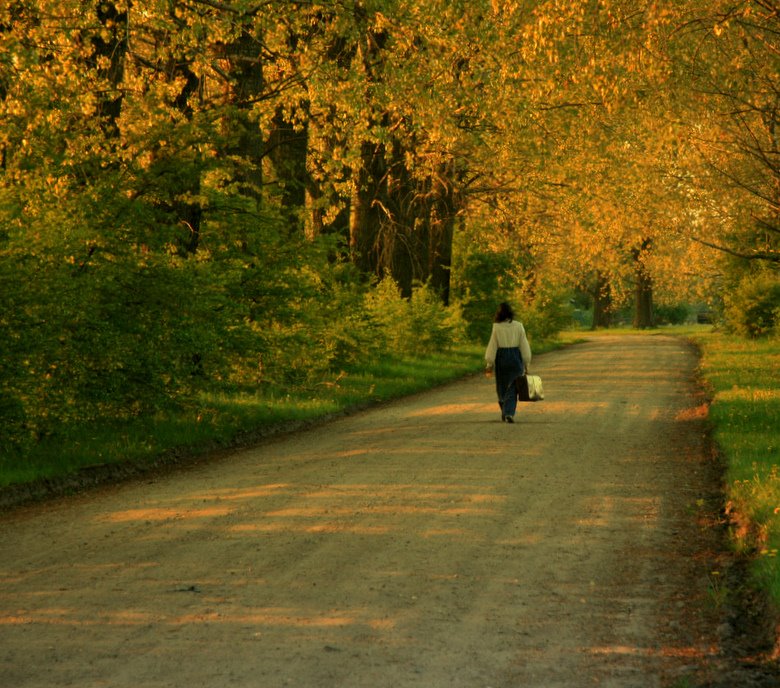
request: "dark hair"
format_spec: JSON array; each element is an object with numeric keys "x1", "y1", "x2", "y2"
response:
[{"x1": 494, "y1": 302, "x2": 514, "y2": 323}]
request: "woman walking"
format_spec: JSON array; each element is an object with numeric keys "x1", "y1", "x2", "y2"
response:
[{"x1": 485, "y1": 302, "x2": 532, "y2": 423}]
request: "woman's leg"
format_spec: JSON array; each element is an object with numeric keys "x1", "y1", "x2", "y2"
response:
[
  {"x1": 502, "y1": 378, "x2": 518, "y2": 420},
  {"x1": 495, "y1": 348, "x2": 522, "y2": 421},
  {"x1": 495, "y1": 377, "x2": 506, "y2": 419}
]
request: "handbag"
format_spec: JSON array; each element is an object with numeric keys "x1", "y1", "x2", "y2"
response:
[{"x1": 516, "y1": 373, "x2": 544, "y2": 402}]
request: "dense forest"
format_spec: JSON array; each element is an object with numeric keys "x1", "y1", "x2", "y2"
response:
[{"x1": 1, "y1": 1, "x2": 779, "y2": 460}]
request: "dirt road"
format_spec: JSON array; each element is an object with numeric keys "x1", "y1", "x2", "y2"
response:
[{"x1": 0, "y1": 335, "x2": 741, "y2": 687}]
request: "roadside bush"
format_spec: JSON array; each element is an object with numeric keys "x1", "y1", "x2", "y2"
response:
[
  {"x1": 452, "y1": 241, "x2": 574, "y2": 345},
  {"x1": 655, "y1": 303, "x2": 692, "y2": 325},
  {"x1": 364, "y1": 273, "x2": 411, "y2": 354},
  {"x1": 364, "y1": 274, "x2": 466, "y2": 356},
  {"x1": 315, "y1": 276, "x2": 380, "y2": 371},
  {"x1": 514, "y1": 284, "x2": 575, "y2": 345},
  {"x1": 723, "y1": 272, "x2": 780, "y2": 339},
  {"x1": 453, "y1": 249, "x2": 517, "y2": 342},
  {"x1": 408, "y1": 281, "x2": 467, "y2": 354}
]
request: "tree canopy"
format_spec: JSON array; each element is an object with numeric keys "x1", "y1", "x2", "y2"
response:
[{"x1": 1, "y1": 0, "x2": 779, "y2": 452}]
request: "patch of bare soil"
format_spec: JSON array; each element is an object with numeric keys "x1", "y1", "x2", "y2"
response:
[{"x1": 1, "y1": 335, "x2": 778, "y2": 687}]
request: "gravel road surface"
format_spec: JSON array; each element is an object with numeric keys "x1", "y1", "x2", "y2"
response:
[{"x1": 1, "y1": 335, "x2": 739, "y2": 687}]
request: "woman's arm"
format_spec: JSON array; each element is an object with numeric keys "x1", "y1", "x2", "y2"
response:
[
  {"x1": 519, "y1": 323, "x2": 532, "y2": 368},
  {"x1": 485, "y1": 325, "x2": 498, "y2": 366}
]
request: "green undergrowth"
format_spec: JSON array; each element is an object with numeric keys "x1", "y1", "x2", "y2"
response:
[
  {"x1": 0, "y1": 333, "x2": 575, "y2": 490},
  {"x1": 0, "y1": 345, "x2": 487, "y2": 488},
  {"x1": 685, "y1": 329, "x2": 780, "y2": 607}
]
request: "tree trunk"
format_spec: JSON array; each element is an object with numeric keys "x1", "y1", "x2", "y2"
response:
[
  {"x1": 344, "y1": 17, "x2": 458, "y2": 301},
  {"x1": 386, "y1": 148, "x2": 416, "y2": 296},
  {"x1": 349, "y1": 141, "x2": 386, "y2": 276},
  {"x1": 427, "y1": 167, "x2": 456, "y2": 304},
  {"x1": 171, "y1": 65, "x2": 203, "y2": 255},
  {"x1": 372, "y1": 151, "x2": 457, "y2": 301},
  {"x1": 224, "y1": 27, "x2": 264, "y2": 204},
  {"x1": 591, "y1": 272, "x2": 612, "y2": 329},
  {"x1": 91, "y1": 2, "x2": 127, "y2": 135},
  {"x1": 348, "y1": 19, "x2": 393, "y2": 278},
  {"x1": 632, "y1": 240, "x2": 654, "y2": 329},
  {"x1": 350, "y1": 155, "x2": 458, "y2": 301},
  {"x1": 267, "y1": 106, "x2": 309, "y2": 233},
  {"x1": 634, "y1": 274, "x2": 654, "y2": 328}
]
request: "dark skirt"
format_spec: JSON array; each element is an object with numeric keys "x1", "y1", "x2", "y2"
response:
[{"x1": 495, "y1": 347, "x2": 524, "y2": 417}]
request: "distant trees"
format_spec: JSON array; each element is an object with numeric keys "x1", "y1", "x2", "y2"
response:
[{"x1": 469, "y1": 0, "x2": 777, "y2": 329}]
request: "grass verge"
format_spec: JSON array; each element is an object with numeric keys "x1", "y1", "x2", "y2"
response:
[
  {"x1": 0, "y1": 331, "x2": 577, "y2": 492},
  {"x1": 0, "y1": 344, "x2": 485, "y2": 489},
  {"x1": 684, "y1": 329, "x2": 780, "y2": 608}
]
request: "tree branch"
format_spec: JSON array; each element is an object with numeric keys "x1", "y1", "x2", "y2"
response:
[{"x1": 690, "y1": 235, "x2": 780, "y2": 263}]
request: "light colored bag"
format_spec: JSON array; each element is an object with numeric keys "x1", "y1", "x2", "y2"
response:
[
  {"x1": 527, "y1": 374, "x2": 544, "y2": 401},
  {"x1": 517, "y1": 373, "x2": 544, "y2": 402}
]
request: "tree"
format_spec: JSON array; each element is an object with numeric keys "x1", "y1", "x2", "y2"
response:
[{"x1": 670, "y1": 0, "x2": 780, "y2": 265}]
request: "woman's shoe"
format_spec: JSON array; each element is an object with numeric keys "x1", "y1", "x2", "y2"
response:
[{"x1": 505, "y1": 416, "x2": 514, "y2": 423}]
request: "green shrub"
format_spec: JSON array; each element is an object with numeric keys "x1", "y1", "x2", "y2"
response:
[
  {"x1": 364, "y1": 273, "x2": 465, "y2": 357},
  {"x1": 407, "y1": 281, "x2": 466, "y2": 354},
  {"x1": 723, "y1": 272, "x2": 780, "y2": 339},
  {"x1": 453, "y1": 249, "x2": 517, "y2": 342},
  {"x1": 514, "y1": 284, "x2": 575, "y2": 345},
  {"x1": 315, "y1": 279, "x2": 379, "y2": 371},
  {"x1": 364, "y1": 273, "x2": 411, "y2": 354},
  {"x1": 655, "y1": 303, "x2": 692, "y2": 325}
]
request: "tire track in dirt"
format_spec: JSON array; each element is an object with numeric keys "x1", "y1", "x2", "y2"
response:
[{"x1": 0, "y1": 334, "x2": 763, "y2": 687}]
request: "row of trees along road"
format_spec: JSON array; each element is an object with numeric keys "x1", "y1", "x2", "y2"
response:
[{"x1": 1, "y1": 1, "x2": 778, "y2": 456}]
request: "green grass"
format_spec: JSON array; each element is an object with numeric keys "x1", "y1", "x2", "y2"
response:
[
  {"x1": 0, "y1": 332, "x2": 578, "y2": 490},
  {"x1": 685, "y1": 329, "x2": 780, "y2": 604},
  {"x1": 0, "y1": 344, "x2": 486, "y2": 488}
]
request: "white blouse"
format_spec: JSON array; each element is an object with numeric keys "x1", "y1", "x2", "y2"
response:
[{"x1": 484, "y1": 320, "x2": 532, "y2": 367}]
